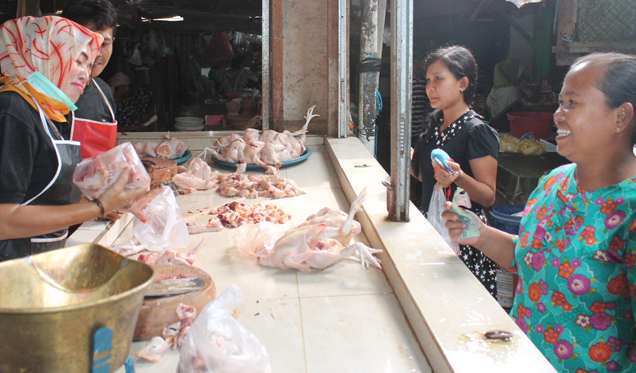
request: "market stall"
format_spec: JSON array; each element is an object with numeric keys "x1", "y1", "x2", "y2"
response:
[{"x1": 61, "y1": 132, "x2": 556, "y2": 373}]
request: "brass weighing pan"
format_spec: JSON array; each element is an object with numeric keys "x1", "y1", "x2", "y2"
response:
[{"x1": 0, "y1": 244, "x2": 154, "y2": 373}]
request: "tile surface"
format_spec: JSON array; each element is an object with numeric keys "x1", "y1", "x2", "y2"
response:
[{"x1": 107, "y1": 141, "x2": 430, "y2": 373}]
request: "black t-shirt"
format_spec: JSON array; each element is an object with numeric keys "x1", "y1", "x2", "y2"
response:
[
  {"x1": 0, "y1": 91, "x2": 61, "y2": 204},
  {"x1": 414, "y1": 110, "x2": 499, "y2": 214},
  {"x1": 71, "y1": 77, "x2": 116, "y2": 123}
]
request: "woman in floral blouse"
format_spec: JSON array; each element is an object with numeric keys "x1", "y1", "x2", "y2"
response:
[{"x1": 443, "y1": 52, "x2": 636, "y2": 372}]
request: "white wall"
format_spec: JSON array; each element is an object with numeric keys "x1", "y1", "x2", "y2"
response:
[{"x1": 282, "y1": 0, "x2": 330, "y2": 131}]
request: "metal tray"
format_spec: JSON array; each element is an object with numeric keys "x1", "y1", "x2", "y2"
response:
[{"x1": 210, "y1": 148, "x2": 312, "y2": 171}]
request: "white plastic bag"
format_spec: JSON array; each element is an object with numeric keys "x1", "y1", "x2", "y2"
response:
[
  {"x1": 132, "y1": 186, "x2": 190, "y2": 251},
  {"x1": 427, "y1": 183, "x2": 460, "y2": 255},
  {"x1": 73, "y1": 142, "x2": 150, "y2": 199},
  {"x1": 177, "y1": 285, "x2": 272, "y2": 373}
]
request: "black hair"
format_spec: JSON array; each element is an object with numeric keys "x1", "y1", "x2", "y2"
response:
[
  {"x1": 424, "y1": 45, "x2": 478, "y2": 107},
  {"x1": 571, "y1": 52, "x2": 636, "y2": 144},
  {"x1": 62, "y1": 0, "x2": 117, "y2": 34}
]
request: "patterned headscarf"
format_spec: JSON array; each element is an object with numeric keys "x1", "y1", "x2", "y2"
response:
[{"x1": 0, "y1": 16, "x2": 103, "y2": 121}]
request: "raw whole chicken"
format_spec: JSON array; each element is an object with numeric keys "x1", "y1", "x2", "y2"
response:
[
  {"x1": 235, "y1": 188, "x2": 382, "y2": 271},
  {"x1": 134, "y1": 140, "x2": 159, "y2": 158},
  {"x1": 133, "y1": 134, "x2": 188, "y2": 159},
  {"x1": 156, "y1": 134, "x2": 189, "y2": 159},
  {"x1": 208, "y1": 105, "x2": 319, "y2": 173},
  {"x1": 73, "y1": 142, "x2": 151, "y2": 199},
  {"x1": 212, "y1": 133, "x2": 242, "y2": 147},
  {"x1": 243, "y1": 128, "x2": 261, "y2": 144},
  {"x1": 209, "y1": 138, "x2": 245, "y2": 163},
  {"x1": 172, "y1": 157, "x2": 219, "y2": 194}
]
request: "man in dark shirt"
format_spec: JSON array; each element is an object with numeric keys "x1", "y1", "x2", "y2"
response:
[{"x1": 62, "y1": 0, "x2": 119, "y2": 157}]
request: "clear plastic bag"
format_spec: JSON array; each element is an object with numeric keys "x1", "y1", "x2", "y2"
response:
[
  {"x1": 73, "y1": 142, "x2": 150, "y2": 199},
  {"x1": 132, "y1": 186, "x2": 190, "y2": 251},
  {"x1": 427, "y1": 183, "x2": 460, "y2": 255},
  {"x1": 233, "y1": 221, "x2": 287, "y2": 259},
  {"x1": 177, "y1": 285, "x2": 272, "y2": 373}
]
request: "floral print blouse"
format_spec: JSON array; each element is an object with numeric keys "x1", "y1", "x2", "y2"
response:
[{"x1": 511, "y1": 163, "x2": 636, "y2": 372}]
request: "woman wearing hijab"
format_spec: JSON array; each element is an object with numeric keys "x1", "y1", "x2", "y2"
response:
[{"x1": 0, "y1": 16, "x2": 147, "y2": 261}]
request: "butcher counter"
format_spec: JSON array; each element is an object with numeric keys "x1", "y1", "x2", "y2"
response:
[{"x1": 66, "y1": 132, "x2": 556, "y2": 373}]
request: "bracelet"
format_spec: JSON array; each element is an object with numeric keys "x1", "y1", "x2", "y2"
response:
[{"x1": 93, "y1": 198, "x2": 105, "y2": 219}]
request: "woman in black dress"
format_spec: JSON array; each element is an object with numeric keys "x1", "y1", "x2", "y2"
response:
[{"x1": 412, "y1": 46, "x2": 500, "y2": 298}]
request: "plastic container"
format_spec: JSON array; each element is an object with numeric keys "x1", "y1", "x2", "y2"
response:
[
  {"x1": 205, "y1": 114, "x2": 225, "y2": 126},
  {"x1": 489, "y1": 204, "x2": 524, "y2": 235},
  {"x1": 175, "y1": 116, "x2": 204, "y2": 131},
  {"x1": 507, "y1": 111, "x2": 554, "y2": 139}
]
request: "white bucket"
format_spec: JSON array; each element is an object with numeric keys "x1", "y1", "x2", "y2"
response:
[{"x1": 174, "y1": 117, "x2": 204, "y2": 131}]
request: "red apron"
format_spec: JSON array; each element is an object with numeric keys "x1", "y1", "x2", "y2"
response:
[{"x1": 70, "y1": 81, "x2": 117, "y2": 159}]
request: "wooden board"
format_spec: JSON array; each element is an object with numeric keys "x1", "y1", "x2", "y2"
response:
[{"x1": 133, "y1": 264, "x2": 216, "y2": 341}]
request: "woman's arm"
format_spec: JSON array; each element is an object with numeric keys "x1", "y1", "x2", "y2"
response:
[
  {"x1": 432, "y1": 155, "x2": 498, "y2": 207},
  {"x1": 0, "y1": 169, "x2": 147, "y2": 241},
  {"x1": 441, "y1": 201, "x2": 515, "y2": 268},
  {"x1": 0, "y1": 202, "x2": 103, "y2": 240}
]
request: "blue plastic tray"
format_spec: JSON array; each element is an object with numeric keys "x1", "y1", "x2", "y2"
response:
[
  {"x1": 172, "y1": 149, "x2": 192, "y2": 165},
  {"x1": 210, "y1": 148, "x2": 312, "y2": 171}
]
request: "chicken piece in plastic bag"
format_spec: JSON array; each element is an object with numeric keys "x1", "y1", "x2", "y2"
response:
[
  {"x1": 73, "y1": 142, "x2": 150, "y2": 199},
  {"x1": 177, "y1": 284, "x2": 272, "y2": 373},
  {"x1": 131, "y1": 186, "x2": 190, "y2": 252}
]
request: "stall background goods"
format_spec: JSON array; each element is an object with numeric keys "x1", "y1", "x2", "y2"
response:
[
  {"x1": 507, "y1": 111, "x2": 553, "y2": 139},
  {"x1": 175, "y1": 117, "x2": 205, "y2": 131}
]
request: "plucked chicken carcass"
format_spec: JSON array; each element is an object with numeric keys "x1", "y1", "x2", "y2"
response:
[
  {"x1": 134, "y1": 134, "x2": 189, "y2": 159},
  {"x1": 208, "y1": 105, "x2": 319, "y2": 173},
  {"x1": 156, "y1": 134, "x2": 189, "y2": 159},
  {"x1": 134, "y1": 140, "x2": 159, "y2": 158},
  {"x1": 208, "y1": 138, "x2": 245, "y2": 164},
  {"x1": 172, "y1": 157, "x2": 220, "y2": 194},
  {"x1": 73, "y1": 142, "x2": 151, "y2": 199},
  {"x1": 235, "y1": 188, "x2": 382, "y2": 271}
]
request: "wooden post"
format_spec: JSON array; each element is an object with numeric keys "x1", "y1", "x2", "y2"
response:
[
  {"x1": 271, "y1": 0, "x2": 285, "y2": 132},
  {"x1": 553, "y1": 0, "x2": 578, "y2": 66}
]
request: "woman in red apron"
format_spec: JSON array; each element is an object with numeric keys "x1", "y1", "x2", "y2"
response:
[
  {"x1": 70, "y1": 79, "x2": 118, "y2": 159},
  {"x1": 0, "y1": 16, "x2": 146, "y2": 261},
  {"x1": 63, "y1": 0, "x2": 119, "y2": 159}
]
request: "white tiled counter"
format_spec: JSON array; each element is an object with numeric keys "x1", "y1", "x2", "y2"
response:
[{"x1": 74, "y1": 132, "x2": 556, "y2": 373}]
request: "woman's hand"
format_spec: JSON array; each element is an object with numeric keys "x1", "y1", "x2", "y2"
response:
[
  {"x1": 441, "y1": 201, "x2": 482, "y2": 246},
  {"x1": 432, "y1": 160, "x2": 461, "y2": 188},
  {"x1": 97, "y1": 168, "x2": 149, "y2": 221}
]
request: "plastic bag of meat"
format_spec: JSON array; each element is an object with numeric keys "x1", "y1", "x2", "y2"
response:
[
  {"x1": 177, "y1": 284, "x2": 272, "y2": 373},
  {"x1": 132, "y1": 186, "x2": 190, "y2": 251},
  {"x1": 73, "y1": 142, "x2": 151, "y2": 199}
]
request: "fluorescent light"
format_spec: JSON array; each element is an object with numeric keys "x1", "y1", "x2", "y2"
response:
[{"x1": 141, "y1": 16, "x2": 184, "y2": 22}]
